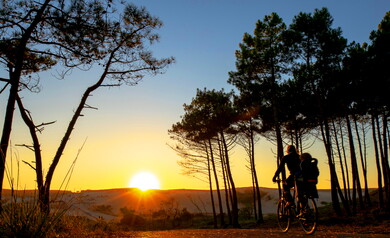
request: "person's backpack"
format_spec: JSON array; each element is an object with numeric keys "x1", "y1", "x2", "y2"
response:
[{"x1": 301, "y1": 158, "x2": 319, "y2": 184}]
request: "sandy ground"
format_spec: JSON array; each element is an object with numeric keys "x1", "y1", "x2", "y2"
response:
[{"x1": 67, "y1": 224, "x2": 390, "y2": 238}]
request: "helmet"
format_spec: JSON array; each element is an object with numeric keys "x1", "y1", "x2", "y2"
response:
[{"x1": 286, "y1": 145, "x2": 296, "y2": 154}]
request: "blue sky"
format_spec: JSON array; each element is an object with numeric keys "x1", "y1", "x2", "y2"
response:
[
  {"x1": 130, "y1": 0, "x2": 390, "y2": 122},
  {"x1": 1, "y1": 0, "x2": 389, "y2": 190}
]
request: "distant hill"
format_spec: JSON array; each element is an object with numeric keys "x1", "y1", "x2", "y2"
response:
[{"x1": 2, "y1": 187, "x2": 332, "y2": 221}]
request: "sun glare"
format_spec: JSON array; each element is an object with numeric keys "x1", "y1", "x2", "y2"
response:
[{"x1": 129, "y1": 172, "x2": 160, "y2": 191}]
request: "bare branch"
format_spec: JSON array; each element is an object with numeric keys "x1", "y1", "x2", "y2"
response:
[
  {"x1": 84, "y1": 104, "x2": 98, "y2": 110},
  {"x1": 22, "y1": 160, "x2": 36, "y2": 171},
  {"x1": 100, "y1": 84, "x2": 121, "y2": 87},
  {"x1": 28, "y1": 38, "x2": 96, "y2": 61},
  {"x1": 0, "y1": 82, "x2": 10, "y2": 94},
  {"x1": 15, "y1": 144, "x2": 35, "y2": 152},
  {"x1": 27, "y1": 48, "x2": 66, "y2": 59},
  {"x1": 106, "y1": 66, "x2": 157, "y2": 75},
  {"x1": 36, "y1": 121, "x2": 56, "y2": 133},
  {"x1": 0, "y1": 77, "x2": 10, "y2": 83},
  {"x1": 36, "y1": 121, "x2": 56, "y2": 128}
]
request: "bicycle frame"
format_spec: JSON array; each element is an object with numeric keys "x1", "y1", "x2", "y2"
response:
[{"x1": 276, "y1": 178, "x2": 318, "y2": 235}]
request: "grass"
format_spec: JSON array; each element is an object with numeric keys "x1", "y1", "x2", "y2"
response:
[
  {"x1": 2, "y1": 192, "x2": 390, "y2": 237},
  {"x1": 0, "y1": 196, "x2": 67, "y2": 238}
]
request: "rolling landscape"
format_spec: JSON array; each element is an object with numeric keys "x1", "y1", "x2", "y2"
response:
[
  {"x1": 3, "y1": 187, "x2": 389, "y2": 237},
  {"x1": 3, "y1": 187, "x2": 333, "y2": 221}
]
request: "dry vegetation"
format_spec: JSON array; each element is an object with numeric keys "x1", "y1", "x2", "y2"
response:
[
  {"x1": 52, "y1": 211, "x2": 390, "y2": 238},
  {"x1": 1, "y1": 189, "x2": 389, "y2": 237}
]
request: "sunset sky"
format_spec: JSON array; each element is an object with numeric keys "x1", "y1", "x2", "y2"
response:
[{"x1": 1, "y1": 0, "x2": 389, "y2": 192}]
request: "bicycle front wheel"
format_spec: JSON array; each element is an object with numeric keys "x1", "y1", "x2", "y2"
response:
[
  {"x1": 277, "y1": 199, "x2": 291, "y2": 232},
  {"x1": 298, "y1": 198, "x2": 318, "y2": 235}
]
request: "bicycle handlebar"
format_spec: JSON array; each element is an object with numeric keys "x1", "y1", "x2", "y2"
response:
[{"x1": 274, "y1": 178, "x2": 283, "y2": 183}]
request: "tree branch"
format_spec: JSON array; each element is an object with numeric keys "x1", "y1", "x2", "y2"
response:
[
  {"x1": 15, "y1": 144, "x2": 35, "y2": 152},
  {"x1": 22, "y1": 160, "x2": 36, "y2": 171},
  {"x1": 45, "y1": 40, "x2": 120, "y2": 191},
  {"x1": 36, "y1": 121, "x2": 56, "y2": 133},
  {"x1": 0, "y1": 78, "x2": 10, "y2": 83},
  {"x1": 16, "y1": 93, "x2": 44, "y2": 190},
  {"x1": 0, "y1": 82, "x2": 10, "y2": 94},
  {"x1": 84, "y1": 104, "x2": 98, "y2": 110}
]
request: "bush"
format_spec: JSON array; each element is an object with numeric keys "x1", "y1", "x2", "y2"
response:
[
  {"x1": 54, "y1": 215, "x2": 119, "y2": 237},
  {"x1": 0, "y1": 199, "x2": 66, "y2": 238},
  {"x1": 90, "y1": 204, "x2": 115, "y2": 216},
  {"x1": 119, "y1": 207, "x2": 146, "y2": 227}
]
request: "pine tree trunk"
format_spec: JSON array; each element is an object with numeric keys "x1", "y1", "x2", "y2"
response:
[
  {"x1": 320, "y1": 120, "x2": 342, "y2": 216},
  {"x1": 275, "y1": 124, "x2": 284, "y2": 197},
  {"x1": 208, "y1": 139, "x2": 225, "y2": 227},
  {"x1": 339, "y1": 119, "x2": 352, "y2": 202},
  {"x1": 218, "y1": 139, "x2": 232, "y2": 225},
  {"x1": 381, "y1": 114, "x2": 390, "y2": 209},
  {"x1": 294, "y1": 129, "x2": 300, "y2": 153},
  {"x1": 346, "y1": 115, "x2": 365, "y2": 213},
  {"x1": 376, "y1": 115, "x2": 390, "y2": 209},
  {"x1": 353, "y1": 116, "x2": 371, "y2": 206},
  {"x1": 0, "y1": 78, "x2": 18, "y2": 204},
  {"x1": 205, "y1": 143, "x2": 217, "y2": 228},
  {"x1": 251, "y1": 170, "x2": 258, "y2": 221},
  {"x1": 250, "y1": 127, "x2": 263, "y2": 223},
  {"x1": 220, "y1": 131, "x2": 240, "y2": 228},
  {"x1": 15, "y1": 95, "x2": 46, "y2": 212},
  {"x1": 371, "y1": 114, "x2": 384, "y2": 209},
  {"x1": 361, "y1": 119, "x2": 372, "y2": 205},
  {"x1": 332, "y1": 120, "x2": 349, "y2": 208}
]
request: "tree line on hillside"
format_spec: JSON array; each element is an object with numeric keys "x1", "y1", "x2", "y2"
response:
[
  {"x1": 0, "y1": 0, "x2": 173, "y2": 214},
  {"x1": 169, "y1": 8, "x2": 390, "y2": 228}
]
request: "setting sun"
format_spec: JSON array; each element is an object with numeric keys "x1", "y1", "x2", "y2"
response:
[{"x1": 129, "y1": 172, "x2": 161, "y2": 191}]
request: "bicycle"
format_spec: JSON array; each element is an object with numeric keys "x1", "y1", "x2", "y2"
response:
[{"x1": 275, "y1": 178, "x2": 318, "y2": 235}]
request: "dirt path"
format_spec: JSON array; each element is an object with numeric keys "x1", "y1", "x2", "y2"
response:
[{"x1": 95, "y1": 224, "x2": 389, "y2": 238}]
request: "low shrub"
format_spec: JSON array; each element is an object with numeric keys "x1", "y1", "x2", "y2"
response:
[{"x1": 0, "y1": 198, "x2": 66, "y2": 238}]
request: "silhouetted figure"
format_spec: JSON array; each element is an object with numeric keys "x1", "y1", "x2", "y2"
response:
[
  {"x1": 272, "y1": 145, "x2": 301, "y2": 206},
  {"x1": 299, "y1": 152, "x2": 319, "y2": 199}
]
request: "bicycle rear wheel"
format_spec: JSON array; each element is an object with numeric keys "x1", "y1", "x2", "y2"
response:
[
  {"x1": 298, "y1": 198, "x2": 318, "y2": 235},
  {"x1": 277, "y1": 199, "x2": 291, "y2": 232}
]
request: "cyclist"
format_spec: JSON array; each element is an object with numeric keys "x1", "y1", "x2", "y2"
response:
[{"x1": 272, "y1": 145, "x2": 301, "y2": 207}]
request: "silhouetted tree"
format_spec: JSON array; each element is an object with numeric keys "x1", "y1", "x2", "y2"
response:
[
  {"x1": 169, "y1": 110, "x2": 219, "y2": 227},
  {"x1": 229, "y1": 13, "x2": 291, "y2": 197},
  {"x1": 0, "y1": 0, "x2": 115, "y2": 205},
  {"x1": 278, "y1": 79, "x2": 316, "y2": 152},
  {"x1": 169, "y1": 89, "x2": 240, "y2": 228},
  {"x1": 287, "y1": 8, "x2": 349, "y2": 215},
  {"x1": 331, "y1": 120, "x2": 350, "y2": 202},
  {"x1": 193, "y1": 89, "x2": 238, "y2": 227},
  {"x1": 234, "y1": 95, "x2": 263, "y2": 223},
  {"x1": 0, "y1": 0, "x2": 57, "y2": 204},
  {"x1": 0, "y1": 0, "x2": 117, "y2": 205},
  {"x1": 345, "y1": 115, "x2": 365, "y2": 214},
  {"x1": 343, "y1": 11, "x2": 390, "y2": 210},
  {"x1": 342, "y1": 43, "x2": 372, "y2": 208},
  {"x1": 368, "y1": 11, "x2": 390, "y2": 209},
  {"x1": 6, "y1": 1, "x2": 173, "y2": 212}
]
